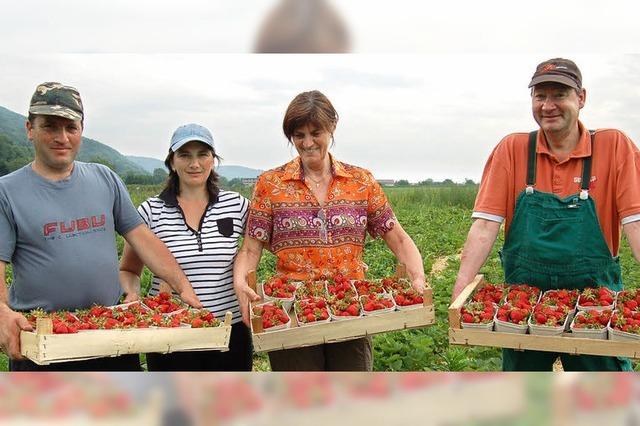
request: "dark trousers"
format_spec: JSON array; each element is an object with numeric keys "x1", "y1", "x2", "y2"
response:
[
  {"x1": 10, "y1": 354, "x2": 141, "y2": 371},
  {"x1": 146, "y1": 322, "x2": 253, "y2": 371},
  {"x1": 268, "y1": 337, "x2": 372, "y2": 371}
]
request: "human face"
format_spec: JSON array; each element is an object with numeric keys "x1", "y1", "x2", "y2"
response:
[
  {"x1": 26, "y1": 115, "x2": 82, "y2": 175},
  {"x1": 291, "y1": 123, "x2": 332, "y2": 169},
  {"x1": 532, "y1": 83, "x2": 585, "y2": 137},
  {"x1": 170, "y1": 141, "x2": 214, "y2": 189}
]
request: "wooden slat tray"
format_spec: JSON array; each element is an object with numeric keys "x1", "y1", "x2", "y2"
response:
[
  {"x1": 20, "y1": 312, "x2": 233, "y2": 365},
  {"x1": 248, "y1": 266, "x2": 435, "y2": 353},
  {"x1": 448, "y1": 275, "x2": 640, "y2": 358}
]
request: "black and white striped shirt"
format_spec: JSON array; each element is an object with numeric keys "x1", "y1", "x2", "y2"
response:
[{"x1": 138, "y1": 188, "x2": 248, "y2": 324}]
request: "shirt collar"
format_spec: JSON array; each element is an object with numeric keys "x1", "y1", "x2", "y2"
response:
[
  {"x1": 158, "y1": 185, "x2": 218, "y2": 207},
  {"x1": 536, "y1": 120, "x2": 592, "y2": 159},
  {"x1": 282, "y1": 153, "x2": 353, "y2": 182}
]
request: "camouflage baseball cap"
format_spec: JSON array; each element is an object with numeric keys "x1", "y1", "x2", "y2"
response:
[{"x1": 29, "y1": 82, "x2": 84, "y2": 121}]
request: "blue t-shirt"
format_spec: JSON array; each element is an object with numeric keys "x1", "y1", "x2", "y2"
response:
[{"x1": 0, "y1": 162, "x2": 143, "y2": 311}]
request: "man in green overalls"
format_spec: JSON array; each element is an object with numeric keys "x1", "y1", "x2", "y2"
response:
[{"x1": 452, "y1": 58, "x2": 640, "y2": 371}]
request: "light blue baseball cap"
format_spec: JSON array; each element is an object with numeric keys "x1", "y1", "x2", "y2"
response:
[{"x1": 170, "y1": 123, "x2": 215, "y2": 152}]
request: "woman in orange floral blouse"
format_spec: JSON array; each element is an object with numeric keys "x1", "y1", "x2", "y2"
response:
[{"x1": 233, "y1": 90, "x2": 425, "y2": 371}]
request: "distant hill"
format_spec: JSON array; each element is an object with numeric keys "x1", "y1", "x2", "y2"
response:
[
  {"x1": 127, "y1": 155, "x2": 262, "y2": 179},
  {"x1": 126, "y1": 155, "x2": 165, "y2": 173},
  {"x1": 218, "y1": 165, "x2": 263, "y2": 179},
  {"x1": 0, "y1": 106, "x2": 148, "y2": 176}
]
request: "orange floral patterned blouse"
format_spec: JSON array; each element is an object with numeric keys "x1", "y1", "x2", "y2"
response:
[{"x1": 247, "y1": 155, "x2": 397, "y2": 280}]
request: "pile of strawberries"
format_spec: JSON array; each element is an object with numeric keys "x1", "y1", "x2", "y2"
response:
[
  {"x1": 577, "y1": 287, "x2": 615, "y2": 309},
  {"x1": 608, "y1": 289, "x2": 640, "y2": 334},
  {"x1": 493, "y1": 284, "x2": 540, "y2": 326},
  {"x1": 615, "y1": 289, "x2": 640, "y2": 312},
  {"x1": 295, "y1": 280, "x2": 328, "y2": 299},
  {"x1": 263, "y1": 276, "x2": 298, "y2": 299},
  {"x1": 530, "y1": 289, "x2": 579, "y2": 328},
  {"x1": 572, "y1": 310, "x2": 612, "y2": 330},
  {"x1": 610, "y1": 310, "x2": 640, "y2": 334},
  {"x1": 25, "y1": 295, "x2": 219, "y2": 334},
  {"x1": 252, "y1": 301, "x2": 290, "y2": 329},
  {"x1": 294, "y1": 297, "x2": 330, "y2": 324},
  {"x1": 381, "y1": 278, "x2": 423, "y2": 307},
  {"x1": 328, "y1": 294, "x2": 361, "y2": 318},
  {"x1": 531, "y1": 302, "x2": 571, "y2": 327},
  {"x1": 360, "y1": 293, "x2": 395, "y2": 313},
  {"x1": 461, "y1": 300, "x2": 494, "y2": 324},
  {"x1": 496, "y1": 303, "x2": 531, "y2": 325},
  {"x1": 505, "y1": 284, "x2": 541, "y2": 308},
  {"x1": 353, "y1": 279, "x2": 385, "y2": 296},
  {"x1": 143, "y1": 292, "x2": 186, "y2": 314},
  {"x1": 471, "y1": 283, "x2": 505, "y2": 305},
  {"x1": 326, "y1": 275, "x2": 357, "y2": 300},
  {"x1": 540, "y1": 289, "x2": 579, "y2": 308}
]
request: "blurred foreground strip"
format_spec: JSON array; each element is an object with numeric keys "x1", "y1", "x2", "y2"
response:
[
  {"x1": 0, "y1": 373, "x2": 162, "y2": 426},
  {"x1": 175, "y1": 373, "x2": 526, "y2": 425}
]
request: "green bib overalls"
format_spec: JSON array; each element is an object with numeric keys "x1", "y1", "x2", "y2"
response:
[{"x1": 500, "y1": 131, "x2": 632, "y2": 371}]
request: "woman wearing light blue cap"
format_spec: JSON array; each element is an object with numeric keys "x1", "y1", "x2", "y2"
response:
[{"x1": 119, "y1": 123, "x2": 252, "y2": 371}]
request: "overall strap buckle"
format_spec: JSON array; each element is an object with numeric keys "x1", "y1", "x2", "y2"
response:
[
  {"x1": 579, "y1": 189, "x2": 589, "y2": 200},
  {"x1": 525, "y1": 185, "x2": 534, "y2": 195}
]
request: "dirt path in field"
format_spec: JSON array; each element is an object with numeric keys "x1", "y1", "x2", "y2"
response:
[{"x1": 429, "y1": 253, "x2": 461, "y2": 278}]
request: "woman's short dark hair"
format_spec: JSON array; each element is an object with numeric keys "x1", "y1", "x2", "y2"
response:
[
  {"x1": 282, "y1": 90, "x2": 339, "y2": 141},
  {"x1": 162, "y1": 145, "x2": 221, "y2": 201}
]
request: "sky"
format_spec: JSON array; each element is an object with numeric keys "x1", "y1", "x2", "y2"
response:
[{"x1": 1, "y1": 1, "x2": 639, "y2": 182}]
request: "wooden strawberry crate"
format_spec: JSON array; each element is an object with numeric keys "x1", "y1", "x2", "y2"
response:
[
  {"x1": 20, "y1": 312, "x2": 233, "y2": 365},
  {"x1": 448, "y1": 275, "x2": 640, "y2": 358},
  {"x1": 249, "y1": 266, "x2": 435, "y2": 353}
]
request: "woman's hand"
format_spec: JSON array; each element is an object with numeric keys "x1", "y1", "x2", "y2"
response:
[
  {"x1": 233, "y1": 236, "x2": 266, "y2": 326},
  {"x1": 121, "y1": 291, "x2": 140, "y2": 304},
  {"x1": 411, "y1": 277, "x2": 427, "y2": 294},
  {"x1": 179, "y1": 286, "x2": 204, "y2": 309},
  {"x1": 235, "y1": 284, "x2": 262, "y2": 327}
]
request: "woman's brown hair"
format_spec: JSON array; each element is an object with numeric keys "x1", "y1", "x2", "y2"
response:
[{"x1": 282, "y1": 90, "x2": 339, "y2": 141}]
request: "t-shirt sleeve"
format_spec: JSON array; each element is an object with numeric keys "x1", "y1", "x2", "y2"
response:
[
  {"x1": 106, "y1": 168, "x2": 144, "y2": 235},
  {"x1": 137, "y1": 200, "x2": 153, "y2": 228},
  {"x1": 246, "y1": 174, "x2": 273, "y2": 243},
  {"x1": 472, "y1": 140, "x2": 511, "y2": 223},
  {"x1": 366, "y1": 172, "x2": 397, "y2": 238},
  {"x1": 0, "y1": 186, "x2": 16, "y2": 262},
  {"x1": 615, "y1": 132, "x2": 640, "y2": 224},
  {"x1": 238, "y1": 194, "x2": 249, "y2": 233}
]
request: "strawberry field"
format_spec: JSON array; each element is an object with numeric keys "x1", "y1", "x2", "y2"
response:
[{"x1": 3, "y1": 184, "x2": 640, "y2": 371}]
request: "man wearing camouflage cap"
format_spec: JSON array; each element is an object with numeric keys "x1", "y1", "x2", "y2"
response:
[
  {"x1": 452, "y1": 58, "x2": 640, "y2": 371},
  {"x1": 0, "y1": 82, "x2": 203, "y2": 371}
]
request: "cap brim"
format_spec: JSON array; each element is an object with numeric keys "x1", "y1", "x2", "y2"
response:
[
  {"x1": 170, "y1": 137, "x2": 215, "y2": 152},
  {"x1": 29, "y1": 105, "x2": 83, "y2": 121},
  {"x1": 528, "y1": 75, "x2": 580, "y2": 90}
]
